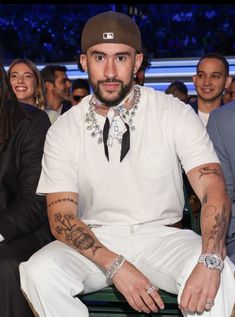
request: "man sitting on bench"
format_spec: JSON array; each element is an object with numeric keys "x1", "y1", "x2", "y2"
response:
[{"x1": 20, "y1": 10, "x2": 235, "y2": 317}]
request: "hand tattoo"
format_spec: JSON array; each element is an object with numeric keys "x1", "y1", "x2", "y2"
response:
[{"x1": 54, "y1": 213, "x2": 101, "y2": 255}]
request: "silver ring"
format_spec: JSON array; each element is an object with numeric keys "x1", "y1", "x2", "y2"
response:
[{"x1": 146, "y1": 285, "x2": 157, "y2": 295}]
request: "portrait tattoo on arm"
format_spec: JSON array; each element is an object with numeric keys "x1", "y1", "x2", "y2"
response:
[
  {"x1": 54, "y1": 212, "x2": 102, "y2": 255},
  {"x1": 198, "y1": 166, "x2": 222, "y2": 179}
]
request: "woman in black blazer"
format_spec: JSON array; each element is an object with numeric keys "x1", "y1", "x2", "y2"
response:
[{"x1": 0, "y1": 63, "x2": 54, "y2": 317}]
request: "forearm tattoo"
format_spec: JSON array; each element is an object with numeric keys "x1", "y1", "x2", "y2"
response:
[
  {"x1": 54, "y1": 212, "x2": 102, "y2": 255},
  {"x1": 198, "y1": 166, "x2": 222, "y2": 179},
  {"x1": 204, "y1": 204, "x2": 228, "y2": 252},
  {"x1": 47, "y1": 198, "x2": 78, "y2": 209}
]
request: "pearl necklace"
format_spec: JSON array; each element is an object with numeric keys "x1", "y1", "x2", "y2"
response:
[{"x1": 85, "y1": 86, "x2": 141, "y2": 147}]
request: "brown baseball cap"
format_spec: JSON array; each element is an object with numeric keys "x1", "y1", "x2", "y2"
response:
[{"x1": 81, "y1": 11, "x2": 142, "y2": 53}]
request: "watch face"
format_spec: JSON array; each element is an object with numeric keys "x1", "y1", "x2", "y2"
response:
[{"x1": 205, "y1": 255, "x2": 219, "y2": 268}]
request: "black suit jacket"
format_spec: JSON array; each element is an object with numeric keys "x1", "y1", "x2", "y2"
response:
[
  {"x1": 61, "y1": 101, "x2": 72, "y2": 114},
  {"x1": 0, "y1": 103, "x2": 53, "y2": 245},
  {"x1": 189, "y1": 99, "x2": 224, "y2": 114}
]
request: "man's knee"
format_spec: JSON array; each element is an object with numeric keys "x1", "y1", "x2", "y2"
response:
[{"x1": 20, "y1": 252, "x2": 55, "y2": 291}]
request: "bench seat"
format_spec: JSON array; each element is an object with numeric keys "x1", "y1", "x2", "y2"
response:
[{"x1": 80, "y1": 285, "x2": 183, "y2": 316}]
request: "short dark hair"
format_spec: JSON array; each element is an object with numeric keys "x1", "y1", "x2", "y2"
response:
[
  {"x1": 165, "y1": 80, "x2": 188, "y2": 96},
  {"x1": 139, "y1": 47, "x2": 151, "y2": 72},
  {"x1": 40, "y1": 65, "x2": 67, "y2": 84},
  {"x1": 196, "y1": 52, "x2": 229, "y2": 76},
  {"x1": 72, "y1": 78, "x2": 90, "y2": 93}
]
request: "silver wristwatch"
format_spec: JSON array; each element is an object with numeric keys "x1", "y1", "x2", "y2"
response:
[{"x1": 198, "y1": 253, "x2": 224, "y2": 272}]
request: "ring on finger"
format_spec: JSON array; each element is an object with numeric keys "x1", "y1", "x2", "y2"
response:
[
  {"x1": 146, "y1": 285, "x2": 158, "y2": 295},
  {"x1": 205, "y1": 303, "x2": 214, "y2": 310}
]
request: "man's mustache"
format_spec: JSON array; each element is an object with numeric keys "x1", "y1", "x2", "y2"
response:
[{"x1": 98, "y1": 78, "x2": 123, "y2": 84}]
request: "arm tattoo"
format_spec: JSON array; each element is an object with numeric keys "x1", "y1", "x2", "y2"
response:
[
  {"x1": 54, "y1": 212, "x2": 101, "y2": 255},
  {"x1": 198, "y1": 166, "x2": 222, "y2": 179},
  {"x1": 47, "y1": 198, "x2": 78, "y2": 209},
  {"x1": 204, "y1": 204, "x2": 228, "y2": 252},
  {"x1": 204, "y1": 204, "x2": 217, "y2": 217}
]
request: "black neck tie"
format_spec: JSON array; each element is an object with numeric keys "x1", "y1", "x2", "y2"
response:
[
  {"x1": 120, "y1": 123, "x2": 130, "y2": 162},
  {"x1": 102, "y1": 117, "x2": 130, "y2": 162},
  {"x1": 103, "y1": 117, "x2": 110, "y2": 161}
]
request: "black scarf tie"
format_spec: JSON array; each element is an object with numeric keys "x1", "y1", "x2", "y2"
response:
[{"x1": 103, "y1": 117, "x2": 130, "y2": 162}]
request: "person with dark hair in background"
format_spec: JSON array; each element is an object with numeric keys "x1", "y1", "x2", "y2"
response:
[
  {"x1": 71, "y1": 78, "x2": 90, "y2": 105},
  {"x1": 165, "y1": 80, "x2": 189, "y2": 103},
  {"x1": 40, "y1": 64, "x2": 72, "y2": 124},
  {"x1": 187, "y1": 53, "x2": 232, "y2": 226},
  {"x1": 20, "y1": 11, "x2": 235, "y2": 317},
  {"x1": 191, "y1": 52, "x2": 232, "y2": 126},
  {"x1": 0, "y1": 62, "x2": 53, "y2": 317}
]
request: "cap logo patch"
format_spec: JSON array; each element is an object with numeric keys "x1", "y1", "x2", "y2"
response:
[{"x1": 103, "y1": 32, "x2": 114, "y2": 40}]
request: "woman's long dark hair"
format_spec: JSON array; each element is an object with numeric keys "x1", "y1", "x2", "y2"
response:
[{"x1": 0, "y1": 62, "x2": 24, "y2": 144}]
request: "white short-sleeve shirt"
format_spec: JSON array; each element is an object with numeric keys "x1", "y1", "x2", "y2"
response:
[{"x1": 37, "y1": 86, "x2": 219, "y2": 226}]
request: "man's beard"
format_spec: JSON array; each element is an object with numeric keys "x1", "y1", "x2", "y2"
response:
[{"x1": 89, "y1": 78, "x2": 133, "y2": 107}]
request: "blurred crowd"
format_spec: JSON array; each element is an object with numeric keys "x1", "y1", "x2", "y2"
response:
[{"x1": 0, "y1": 4, "x2": 235, "y2": 64}]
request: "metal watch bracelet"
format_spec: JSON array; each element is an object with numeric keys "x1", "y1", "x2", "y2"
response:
[
  {"x1": 198, "y1": 253, "x2": 224, "y2": 272},
  {"x1": 105, "y1": 255, "x2": 126, "y2": 279}
]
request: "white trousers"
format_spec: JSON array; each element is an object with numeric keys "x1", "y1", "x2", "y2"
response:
[{"x1": 19, "y1": 224, "x2": 235, "y2": 317}]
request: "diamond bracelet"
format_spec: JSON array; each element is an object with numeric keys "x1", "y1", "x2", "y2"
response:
[{"x1": 105, "y1": 255, "x2": 126, "y2": 279}]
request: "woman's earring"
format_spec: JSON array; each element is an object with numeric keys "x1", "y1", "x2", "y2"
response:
[
  {"x1": 35, "y1": 91, "x2": 40, "y2": 107},
  {"x1": 133, "y1": 68, "x2": 137, "y2": 79}
]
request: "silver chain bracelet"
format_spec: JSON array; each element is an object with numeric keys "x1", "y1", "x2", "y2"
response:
[{"x1": 105, "y1": 255, "x2": 126, "y2": 280}]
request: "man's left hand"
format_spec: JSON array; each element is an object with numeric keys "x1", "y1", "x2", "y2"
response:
[{"x1": 179, "y1": 263, "x2": 220, "y2": 314}]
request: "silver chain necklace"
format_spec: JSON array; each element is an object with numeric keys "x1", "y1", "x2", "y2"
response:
[{"x1": 85, "y1": 86, "x2": 141, "y2": 147}]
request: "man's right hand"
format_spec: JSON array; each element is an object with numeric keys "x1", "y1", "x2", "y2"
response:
[{"x1": 112, "y1": 260, "x2": 165, "y2": 313}]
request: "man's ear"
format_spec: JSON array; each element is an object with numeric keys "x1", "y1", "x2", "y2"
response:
[
  {"x1": 192, "y1": 75, "x2": 196, "y2": 85},
  {"x1": 80, "y1": 54, "x2": 88, "y2": 72},
  {"x1": 225, "y1": 75, "x2": 233, "y2": 89},
  {"x1": 134, "y1": 53, "x2": 144, "y2": 73},
  {"x1": 45, "y1": 81, "x2": 54, "y2": 92}
]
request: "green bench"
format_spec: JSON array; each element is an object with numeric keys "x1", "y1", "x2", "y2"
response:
[{"x1": 80, "y1": 285, "x2": 183, "y2": 316}]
